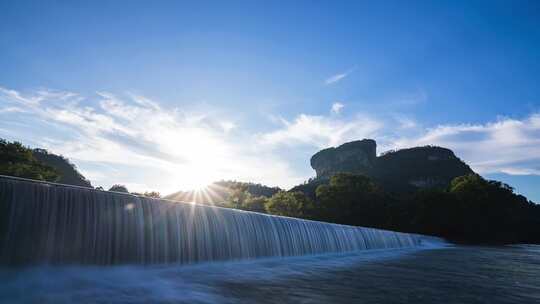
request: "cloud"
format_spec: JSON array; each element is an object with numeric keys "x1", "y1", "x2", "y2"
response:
[
  {"x1": 0, "y1": 106, "x2": 25, "y2": 114},
  {"x1": 0, "y1": 87, "x2": 304, "y2": 193},
  {"x1": 2, "y1": 85, "x2": 540, "y2": 196},
  {"x1": 0, "y1": 87, "x2": 78, "y2": 106},
  {"x1": 258, "y1": 113, "x2": 382, "y2": 149},
  {"x1": 394, "y1": 116, "x2": 418, "y2": 129},
  {"x1": 393, "y1": 114, "x2": 540, "y2": 176},
  {"x1": 257, "y1": 108, "x2": 540, "y2": 180},
  {"x1": 324, "y1": 68, "x2": 354, "y2": 85},
  {"x1": 219, "y1": 121, "x2": 236, "y2": 133},
  {"x1": 331, "y1": 102, "x2": 345, "y2": 115}
]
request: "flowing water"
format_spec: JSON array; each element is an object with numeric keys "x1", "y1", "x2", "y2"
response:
[
  {"x1": 1, "y1": 245, "x2": 540, "y2": 303},
  {"x1": 2, "y1": 176, "x2": 538, "y2": 303},
  {"x1": 0, "y1": 175, "x2": 435, "y2": 265}
]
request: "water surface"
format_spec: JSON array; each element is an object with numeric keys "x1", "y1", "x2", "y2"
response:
[{"x1": 2, "y1": 245, "x2": 539, "y2": 303}]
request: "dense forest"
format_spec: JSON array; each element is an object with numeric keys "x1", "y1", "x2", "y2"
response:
[{"x1": 215, "y1": 173, "x2": 540, "y2": 244}]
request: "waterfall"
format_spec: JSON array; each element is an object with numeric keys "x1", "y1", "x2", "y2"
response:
[{"x1": 0, "y1": 175, "x2": 435, "y2": 265}]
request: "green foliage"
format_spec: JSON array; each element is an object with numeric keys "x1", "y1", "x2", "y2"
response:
[
  {"x1": 440, "y1": 174, "x2": 536, "y2": 243},
  {"x1": 265, "y1": 191, "x2": 313, "y2": 218},
  {"x1": 394, "y1": 188, "x2": 462, "y2": 237},
  {"x1": 0, "y1": 139, "x2": 59, "y2": 182},
  {"x1": 109, "y1": 184, "x2": 129, "y2": 193},
  {"x1": 284, "y1": 172, "x2": 540, "y2": 244},
  {"x1": 226, "y1": 183, "x2": 251, "y2": 209},
  {"x1": 314, "y1": 173, "x2": 387, "y2": 226},
  {"x1": 328, "y1": 172, "x2": 376, "y2": 190},
  {"x1": 242, "y1": 196, "x2": 268, "y2": 213},
  {"x1": 289, "y1": 177, "x2": 328, "y2": 200},
  {"x1": 417, "y1": 174, "x2": 537, "y2": 244},
  {"x1": 33, "y1": 148, "x2": 92, "y2": 187},
  {"x1": 214, "y1": 171, "x2": 539, "y2": 244},
  {"x1": 214, "y1": 180, "x2": 281, "y2": 198},
  {"x1": 223, "y1": 183, "x2": 269, "y2": 212},
  {"x1": 143, "y1": 191, "x2": 161, "y2": 198},
  {"x1": 131, "y1": 191, "x2": 161, "y2": 198},
  {"x1": 165, "y1": 180, "x2": 281, "y2": 205},
  {"x1": 374, "y1": 146, "x2": 473, "y2": 192}
]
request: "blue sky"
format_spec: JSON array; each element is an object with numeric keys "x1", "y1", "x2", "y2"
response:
[{"x1": 1, "y1": 1, "x2": 539, "y2": 201}]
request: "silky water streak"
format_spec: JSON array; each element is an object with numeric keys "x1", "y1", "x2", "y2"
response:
[{"x1": 0, "y1": 175, "x2": 439, "y2": 265}]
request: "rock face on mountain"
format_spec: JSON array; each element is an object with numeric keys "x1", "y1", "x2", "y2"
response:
[
  {"x1": 311, "y1": 139, "x2": 377, "y2": 178},
  {"x1": 310, "y1": 139, "x2": 474, "y2": 191}
]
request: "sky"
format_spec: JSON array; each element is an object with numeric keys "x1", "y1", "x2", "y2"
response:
[{"x1": 1, "y1": 1, "x2": 539, "y2": 201}]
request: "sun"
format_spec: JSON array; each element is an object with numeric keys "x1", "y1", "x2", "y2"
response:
[
  {"x1": 190, "y1": 181, "x2": 210, "y2": 192},
  {"x1": 184, "y1": 174, "x2": 212, "y2": 191},
  {"x1": 162, "y1": 130, "x2": 228, "y2": 193},
  {"x1": 172, "y1": 166, "x2": 214, "y2": 192}
]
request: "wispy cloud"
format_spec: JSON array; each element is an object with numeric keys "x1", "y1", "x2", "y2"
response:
[
  {"x1": 394, "y1": 116, "x2": 418, "y2": 129},
  {"x1": 258, "y1": 113, "x2": 382, "y2": 149},
  {"x1": 258, "y1": 105, "x2": 540, "y2": 179},
  {"x1": 393, "y1": 114, "x2": 540, "y2": 176},
  {"x1": 2, "y1": 85, "x2": 540, "y2": 196},
  {"x1": 331, "y1": 102, "x2": 345, "y2": 115},
  {"x1": 219, "y1": 121, "x2": 236, "y2": 133},
  {"x1": 0, "y1": 87, "x2": 303, "y2": 193},
  {"x1": 324, "y1": 68, "x2": 354, "y2": 85},
  {"x1": 0, "y1": 106, "x2": 25, "y2": 114}
]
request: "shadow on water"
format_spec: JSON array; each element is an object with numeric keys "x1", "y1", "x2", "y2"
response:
[{"x1": 1, "y1": 245, "x2": 540, "y2": 304}]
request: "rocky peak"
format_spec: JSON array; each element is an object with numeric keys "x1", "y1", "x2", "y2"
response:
[
  {"x1": 310, "y1": 139, "x2": 376, "y2": 178},
  {"x1": 309, "y1": 139, "x2": 474, "y2": 191}
]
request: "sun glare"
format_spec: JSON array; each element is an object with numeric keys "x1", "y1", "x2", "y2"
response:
[{"x1": 171, "y1": 166, "x2": 214, "y2": 192}]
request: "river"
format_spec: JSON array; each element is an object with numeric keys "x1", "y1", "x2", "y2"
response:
[{"x1": 2, "y1": 245, "x2": 539, "y2": 303}]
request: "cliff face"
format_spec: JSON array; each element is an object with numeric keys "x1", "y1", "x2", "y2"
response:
[
  {"x1": 310, "y1": 139, "x2": 473, "y2": 191},
  {"x1": 311, "y1": 139, "x2": 376, "y2": 178}
]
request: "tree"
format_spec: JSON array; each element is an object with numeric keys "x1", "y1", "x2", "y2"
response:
[
  {"x1": 225, "y1": 183, "x2": 251, "y2": 209},
  {"x1": 403, "y1": 188, "x2": 460, "y2": 237},
  {"x1": 143, "y1": 191, "x2": 161, "y2": 198},
  {"x1": 33, "y1": 148, "x2": 92, "y2": 187},
  {"x1": 314, "y1": 173, "x2": 386, "y2": 226},
  {"x1": 109, "y1": 184, "x2": 129, "y2": 193},
  {"x1": 0, "y1": 139, "x2": 59, "y2": 182},
  {"x1": 222, "y1": 184, "x2": 269, "y2": 213},
  {"x1": 265, "y1": 191, "x2": 313, "y2": 218},
  {"x1": 130, "y1": 191, "x2": 161, "y2": 198},
  {"x1": 242, "y1": 195, "x2": 268, "y2": 213},
  {"x1": 445, "y1": 174, "x2": 536, "y2": 243}
]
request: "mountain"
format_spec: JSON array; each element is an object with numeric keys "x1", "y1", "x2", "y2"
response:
[
  {"x1": 0, "y1": 139, "x2": 59, "y2": 182},
  {"x1": 32, "y1": 149, "x2": 92, "y2": 188},
  {"x1": 300, "y1": 139, "x2": 474, "y2": 194},
  {"x1": 165, "y1": 180, "x2": 281, "y2": 204},
  {"x1": 374, "y1": 145, "x2": 474, "y2": 191}
]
